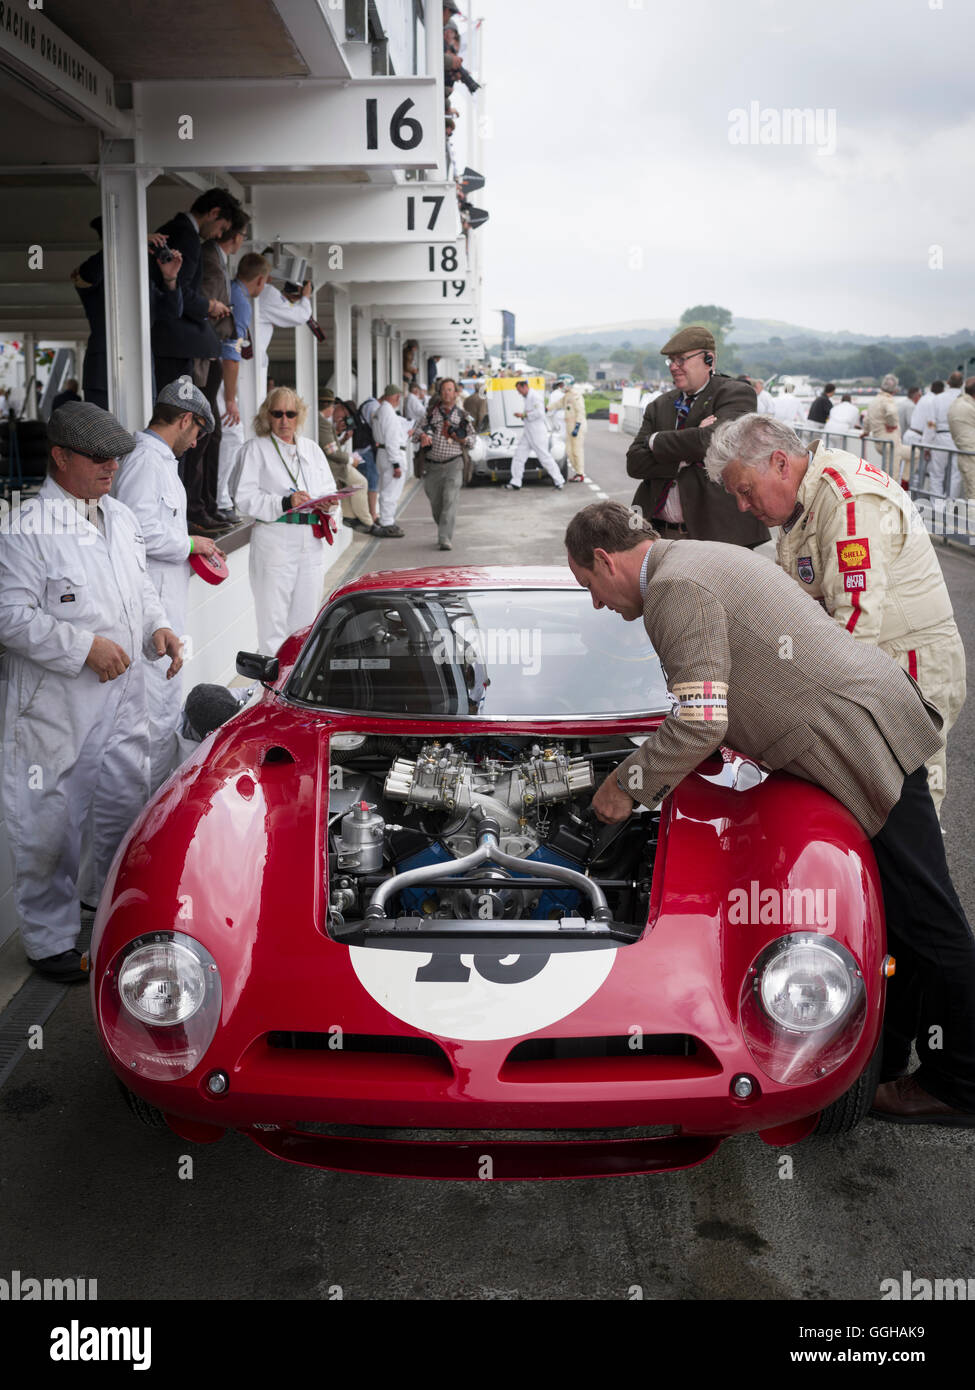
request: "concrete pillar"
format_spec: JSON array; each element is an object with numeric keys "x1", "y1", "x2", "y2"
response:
[
  {"x1": 333, "y1": 288, "x2": 352, "y2": 399},
  {"x1": 425, "y1": 0, "x2": 446, "y2": 181},
  {"x1": 248, "y1": 291, "x2": 266, "y2": 420},
  {"x1": 356, "y1": 307, "x2": 373, "y2": 402},
  {"x1": 374, "y1": 324, "x2": 386, "y2": 393},
  {"x1": 391, "y1": 330, "x2": 402, "y2": 389},
  {"x1": 294, "y1": 287, "x2": 319, "y2": 444},
  {"x1": 373, "y1": 324, "x2": 383, "y2": 393},
  {"x1": 100, "y1": 167, "x2": 154, "y2": 431}
]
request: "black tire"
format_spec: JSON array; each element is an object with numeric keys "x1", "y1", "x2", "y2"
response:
[
  {"x1": 117, "y1": 1079, "x2": 168, "y2": 1129},
  {"x1": 559, "y1": 459, "x2": 568, "y2": 480},
  {"x1": 813, "y1": 1044, "x2": 882, "y2": 1136}
]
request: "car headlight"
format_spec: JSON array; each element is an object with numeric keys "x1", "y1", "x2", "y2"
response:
[
  {"x1": 97, "y1": 932, "x2": 222, "y2": 1081},
  {"x1": 740, "y1": 934, "x2": 865, "y2": 1085},
  {"x1": 119, "y1": 940, "x2": 207, "y2": 1027},
  {"x1": 759, "y1": 939, "x2": 853, "y2": 1033}
]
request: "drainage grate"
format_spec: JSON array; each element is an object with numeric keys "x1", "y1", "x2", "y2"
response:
[
  {"x1": 0, "y1": 974, "x2": 72, "y2": 1091},
  {"x1": 0, "y1": 917, "x2": 93, "y2": 1091}
]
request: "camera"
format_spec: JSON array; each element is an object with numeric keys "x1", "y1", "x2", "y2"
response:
[
  {"x1": 456, "y1": 67, "x2": 480, "y2": 95},
  {"x1": 153, "y1": 245, "x2": 175, "y2": 264},
  {"x1": 447, "y1": 421, "x2": 468, "y2": 443}
]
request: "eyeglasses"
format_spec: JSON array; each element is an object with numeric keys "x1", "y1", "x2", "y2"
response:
[
  {"x1": 67, "y1": 449, "x2": 117, "y2": 466},
  {"x1": 666, "y1": 351, "x2": 707, "y2": 368},
  {"x1": 270, "y1": 409, "x2": 298, "y2": 419},
  {"x1": 192, "y1": 415, "x2": 211, "y2": 436}
]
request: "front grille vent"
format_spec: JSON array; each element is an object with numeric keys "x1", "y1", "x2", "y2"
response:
[
  {"x1": 506, "y1": 1034, "x2": 695, "y2": 1063},
  {"x1": 267, "y1": 1031, "x2": 446, "y2": 1061}
]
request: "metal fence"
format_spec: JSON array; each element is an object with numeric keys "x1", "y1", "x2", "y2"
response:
[
  {"x1": 617, "y1": 409, "x2": 975, "y2": 548},
  {"x1": 795, "y1": 426, "x2": 975, "y2": 547}
]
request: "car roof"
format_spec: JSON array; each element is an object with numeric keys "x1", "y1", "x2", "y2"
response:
[{"x1": 330, "y1": 565, "x2": 581, "y2": 601}]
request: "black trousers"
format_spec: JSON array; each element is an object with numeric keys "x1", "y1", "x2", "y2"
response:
[
  {"x1": 153, "y1": 356, "x2": 192, "y2": 395},
  {"x1": 180, "y1": 358, "x2": 223, "y2": 519},
  {"x1": 871, "y1": 765, "x2": 975, "y2": 1110}
]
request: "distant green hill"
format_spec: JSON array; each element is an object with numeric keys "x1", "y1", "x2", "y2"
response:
[{"x1": 525, "y1": 318, "x2": 975, "y2": 353}]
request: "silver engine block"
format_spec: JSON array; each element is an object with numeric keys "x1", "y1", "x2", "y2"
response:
[{"x1": 383, "y1": 741, "x2": 594, "y2": 857}]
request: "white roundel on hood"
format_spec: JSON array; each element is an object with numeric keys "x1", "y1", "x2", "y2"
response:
[{"x1": 348, "y1": 944, "x2": 617, "y2": 1042}]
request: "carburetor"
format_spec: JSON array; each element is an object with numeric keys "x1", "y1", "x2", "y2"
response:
[{"x1": 383, "y1": 741, "x2": 593, "y2": 817}]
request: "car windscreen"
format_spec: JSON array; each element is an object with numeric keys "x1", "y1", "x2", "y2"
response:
[{"x1": 285, "y1": 589, "x2": 669, "y2": 717}]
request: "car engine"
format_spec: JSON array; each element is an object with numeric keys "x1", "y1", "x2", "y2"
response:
[{"x1": 326, "y1": 735, "x2": 658, "y2": 928}]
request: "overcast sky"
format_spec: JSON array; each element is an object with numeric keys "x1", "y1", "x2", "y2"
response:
[{"x1": 465, "y1": 0, "x2": 975, "y2": 342}]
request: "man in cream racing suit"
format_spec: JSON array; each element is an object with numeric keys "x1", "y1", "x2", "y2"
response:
[{"x1": 705, "y1": 412, "x2": 965, "y2": 817}]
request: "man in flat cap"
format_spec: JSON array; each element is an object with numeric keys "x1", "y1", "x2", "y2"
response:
[
  {"x1": 626, "y1": 326, "x2": 768, "y2": 546},
  {"x1": 0, "y1": 402, "x2": 183, "y2": 982},
  {"x1": 318, "y1": 389, "x2": 376, "y2": 534},
  {"x1": 113, "y1": 378, "x2": 224, "y2": 792}
]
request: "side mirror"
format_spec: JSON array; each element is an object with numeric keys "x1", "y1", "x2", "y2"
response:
[{"x1": 236, "y1": 651, "x2": 280, "y2": 685}]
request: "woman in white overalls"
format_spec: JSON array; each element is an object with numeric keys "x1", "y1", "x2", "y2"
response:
[{"x1": 232, "y1": 387, "x2": 337, "y2": 656}]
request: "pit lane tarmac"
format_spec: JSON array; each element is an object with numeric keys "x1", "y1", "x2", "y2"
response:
[{"x1": 2, "y1": 424, "x2": 973, "y2": 1301}]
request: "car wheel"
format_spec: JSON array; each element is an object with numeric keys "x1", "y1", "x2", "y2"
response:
[
  {"x1": 560, "y1": 459, "x2": 568, "y2": 480},
  {"x1": 117, "y1": 1079, "x2": 167, "y2": 1129},
  {"x1": 813, "y1": 1045, "x2": 882, "y2": 1136}
]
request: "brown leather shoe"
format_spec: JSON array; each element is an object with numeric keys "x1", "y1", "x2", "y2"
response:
[{"x1": 870, "y1": 1074, "x2": 975, "y2": 1126}]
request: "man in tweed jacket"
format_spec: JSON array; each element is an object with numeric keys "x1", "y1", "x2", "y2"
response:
[
  {"x1": 565, "y1": 501, "x2": 975, "y2": 1126},
  {"x1": 626, "y1": 326, "x2": 769, "y2": 547}
]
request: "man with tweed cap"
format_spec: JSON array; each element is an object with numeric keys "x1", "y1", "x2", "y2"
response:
[
  {"x1": 0, "y1": 403, "x2": 182, "y2": 983},
  {"x1": 565, "y1": 500, "x2": 975, "y2": 1127},
  {"x1": 113, "y1": 378, "x2": 224, "y2": 792},
  {"x1": 626, "y1": 326, "x2": 767, "y2": 546}
]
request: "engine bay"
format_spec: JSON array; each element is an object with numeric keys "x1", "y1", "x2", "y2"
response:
[{"x1": 325, "y1": 734, "x2": 659, "y2": 933}]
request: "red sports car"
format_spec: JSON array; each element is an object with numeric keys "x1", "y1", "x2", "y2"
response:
[{"x1": 91, "y1": 566, "x2": 886, "y2": 1179}]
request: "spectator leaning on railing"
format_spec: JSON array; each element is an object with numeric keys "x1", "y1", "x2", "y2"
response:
[
  {"x1": 862, "y1": 374, "x2": 902, "y2": 480},
  {"x1": 927, "y1": 372, "x2": 963, "y2": 498},
  {"x1": 948, "y1": 377, "x2": 975, "y2": 525},
  {"x1": 807, "y1": 383, "x2": 836, "y2": 425},
  {"x1": 826, "y1": 394, "x2": 861, "y2": 432}
]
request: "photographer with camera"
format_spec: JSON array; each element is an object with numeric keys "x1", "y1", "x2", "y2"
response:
[
  {"x1": 444, "y1": 5, "x2": 479, "y2": 96},
  {"x1": 71, "y1": 220, "x2": 184, "y2": 409},
  {"x1": 150, "y1": 189, "x2": 239, "y2": 399},
  {"x1": 418, "y1": 377, "x2": 476, "y2": 551},
  {"x1": 255, "y1": 275, "x2": 314, "y2": 371}
]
